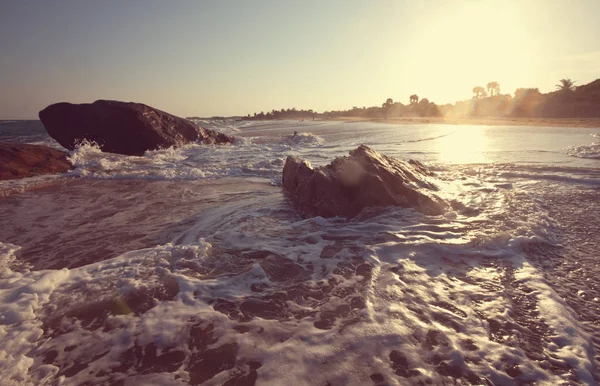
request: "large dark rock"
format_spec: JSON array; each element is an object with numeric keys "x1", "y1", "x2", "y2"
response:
[
  {"x1": 282, "y1": 145, "x2": 447, "y2": 218},
  {"x1": 0, "y1": 142, "x2": 73, "y2": 180},
  {"x1": 39, "y1": 100, "x2": 234, "y2": 156}
]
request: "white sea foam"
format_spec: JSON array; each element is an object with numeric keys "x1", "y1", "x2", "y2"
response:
[
  {"x1": 0, "y1": 171, "x2": 596, "y2": 384},
  {"x1": 0, "y1": 174, "x2": 67, "y2": 198},
  {"x1": 2, "y1": 120, "x2": 600, "y2": 384},
  {"x1": 4, "y1": 177, "x2": 593, "y2": 385},
  {"x1": 248, "y1": 132, "x2": 325, "y2": 147},
  {"x1": 566, "y1": 142, "x2": 600, "y2": 159},
  {"x1": 0, "y1": 242, "x2": 69, "y2": 386},
  {"x1": 65, "y1": 131, "x2": 325, "y2": 181}
]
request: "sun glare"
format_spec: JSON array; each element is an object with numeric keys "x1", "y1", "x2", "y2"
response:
[
  {"x1": 406, "y1": 2, "x2": 537, "y2": 101},
  {"x1": 437, "y1": 127, "x2": 489, "y2": 164}
]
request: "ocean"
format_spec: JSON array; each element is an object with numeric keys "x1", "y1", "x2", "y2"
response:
[{"x1": 1, "y1": 119, "x2": 599, "y2": 385}]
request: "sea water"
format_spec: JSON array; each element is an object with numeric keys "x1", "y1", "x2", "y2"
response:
[{"x1": 0, "y1": 119, "x2": 599, "y2": 385}]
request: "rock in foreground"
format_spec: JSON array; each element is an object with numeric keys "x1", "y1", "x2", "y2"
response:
[
  {"x1": 282, "y1": 145, "x2": 447, "y2": 218},
  {"x1": 0, "y1": 142, "x2": 73, "y2": 180},
  {"x1": 39, "y1": 100, "x2": 234, "y2": 156}
]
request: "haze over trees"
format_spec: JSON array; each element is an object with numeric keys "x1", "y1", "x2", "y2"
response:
[
  {"x1": 241, "y1": 78, "x2": 600, "y2": 121},
  {"x1": 472, "y1": 86, "x2": 487, "y2": 99},
  {"x1": 446, "y1": 78, "x2": 600, "y2": 118},
  {"x1": 382, "y1": 98, "x2": 394, "y2": 119},
  {"x1": 486, "y1": 81, "x2": 500, "y2": 96}
]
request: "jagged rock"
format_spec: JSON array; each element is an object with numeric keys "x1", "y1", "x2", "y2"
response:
[
  {"x1": 282, "y1": 145, "x2": 447, "y2": 218},
  {"x1": 0, "y1": 142, "x2": 73, "y2": 180},
  {"x1": 39, "y1": 100, "x2": 234, "y2": 156}
]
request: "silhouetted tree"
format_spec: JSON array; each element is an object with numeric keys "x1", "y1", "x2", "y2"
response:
[
  {"x1": 472, "y1": 86, "x2": 487, "y2": 99},
  {"x1": 409, "y1": 94, "x2": 419, "y2": 104},
  {"x1": 487, "y1": 81, "x2": 500, "y2": 96},
  {"x1": 556, "y1": 78, "x2": 576, "y2": 92},
  {"x1": 382, "y1": 98, "x2": 394, "y2": 108}
]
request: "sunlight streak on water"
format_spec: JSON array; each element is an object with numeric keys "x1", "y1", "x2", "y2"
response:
[{"x1": 436, "y1": 126, "x2": 489, "y2": 164}]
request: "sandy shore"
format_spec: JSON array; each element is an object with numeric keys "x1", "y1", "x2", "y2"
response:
[{"x1": 326, "y1": 116, "x2": 600, "y2": 128}]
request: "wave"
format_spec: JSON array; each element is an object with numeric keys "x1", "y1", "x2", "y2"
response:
[
  {"x1": 404, "y1": 131, "x2": 454, "y2": 143},
  {"x1": 66, "y1": 140, "x2": 286, "y2": 181},
  {"x1": 566, "y1": 142, "x2": 600, "y2": 159},
  {"x1": 0, "y1": 175, "x2": 68, "y2": 198},
  {"x1": 2, "y1": 163, "x2": 596, "y2": 384},
  {"x1": 4, "y1": 145, "x2": 600, "y2": 384},
  {"x1": 250, "y1": 132, "x2": 325, "y2": 147},
  {"x1": 498, "y1": 171, "x2": 600, "y2": 186}
]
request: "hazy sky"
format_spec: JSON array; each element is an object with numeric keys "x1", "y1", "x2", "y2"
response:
[{"x1": 1, "y1": 0, "x2": 599, "y2": 118}]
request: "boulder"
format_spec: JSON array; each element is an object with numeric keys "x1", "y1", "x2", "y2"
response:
[
  {"x1": 0, "y1": 142, "x2": 73, "y2": 180},
  {"x1": 39, "y1": 100, "x2": 234, "y2": 156},
  {"x1": 282, "y1": 145, "x2": 447, "y2": 218}
]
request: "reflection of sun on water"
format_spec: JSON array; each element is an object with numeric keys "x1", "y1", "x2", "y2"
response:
[{"x1": 438, "y1": 127, "x2": 488, "y2": 164}]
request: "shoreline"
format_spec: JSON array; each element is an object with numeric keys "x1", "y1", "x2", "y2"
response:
[{"x1": 322, "y1": 116, "x2": 600, "y2": 128}]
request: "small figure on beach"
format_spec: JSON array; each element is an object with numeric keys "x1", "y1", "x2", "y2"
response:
[{"x1": 293, "y1": 130, "x2": 298, "y2": 138}]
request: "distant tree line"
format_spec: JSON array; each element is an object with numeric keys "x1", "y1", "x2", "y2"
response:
[
  {"x1": 445, "y1": 78, "x2": 600, "y2": 118},
  {"x1": 314, "y1": 95, "x2": 442, "y2": 120},
  {"x1": 244, "y1": 108, "x2": 315, "y2": 120},
  {"x1": 236, "y1": 78, "x2": 600, "y2": 121}
]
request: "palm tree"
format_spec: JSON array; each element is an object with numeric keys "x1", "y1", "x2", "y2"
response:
[
  {"x1": 472, "y1": 86, "x2": 486, "y2": 99},
  {"x1": 409, "y1": 94, "x2": 419, "y2": 104},
  {"x1": 556, "y1": 78, "x2": 576, "y2": 91},
  {"x1": 487, "y1": 81, "x2": 500, "y2": 96}
]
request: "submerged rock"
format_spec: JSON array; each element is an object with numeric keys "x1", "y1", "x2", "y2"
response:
[
  {"x1": 282, "y1": 145, "x2": 447, "y2": 218},
  {"x1": 0, "y1": 142, "x2": 73, "y2": 180},
  {"x1": 39, "y1": 100, "x2": 234, "y2": 156}
]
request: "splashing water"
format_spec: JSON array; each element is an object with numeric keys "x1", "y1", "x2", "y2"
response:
[{"x1": 0, "y1": 119, "x2": 599, "y2": 385}]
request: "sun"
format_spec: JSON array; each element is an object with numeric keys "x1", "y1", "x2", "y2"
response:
[{"x1": 403, "y1": 1, "x2": 537, "y2": 101}]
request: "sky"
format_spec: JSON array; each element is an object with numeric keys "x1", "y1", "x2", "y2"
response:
[{"x1": 1, "y1": 0, "x2": 599, "y2": 119}]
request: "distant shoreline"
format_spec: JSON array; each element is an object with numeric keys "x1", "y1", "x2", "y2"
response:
[
  {"x1": 324, "y1": 116, "x2": 600, "y2": 129},
  {"x1": 3, "y1": 116, "x2": 600, "y2": 129}
]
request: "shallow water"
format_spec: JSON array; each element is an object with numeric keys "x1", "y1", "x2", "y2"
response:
[{"x1": 0, "y1": 119, "x2": 599, "y2": 385}]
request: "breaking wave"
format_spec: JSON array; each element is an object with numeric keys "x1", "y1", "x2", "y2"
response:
[
  {"x1": 249, "y1": 132, "x2": 325, "y2": 147},
  {"x1": 66, "y1": 141, "x2": 286, "y2": 181},
  {"x1": 566, "y1": 142, "x2": 600, "y2": 159},
  {"x1": 2, "y1": 119, "x2": 600, "y2": 384},
  {"x1": 1, "y1": 165, "x2": 597, "y2": 384}
]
